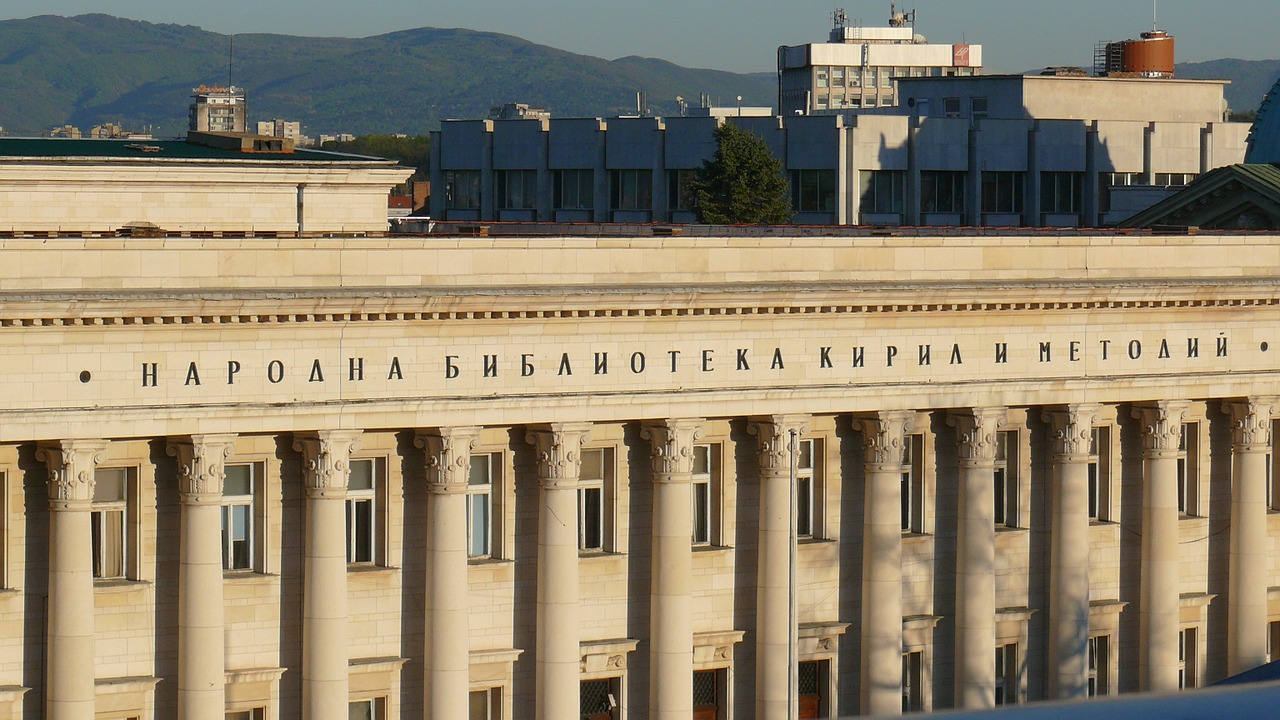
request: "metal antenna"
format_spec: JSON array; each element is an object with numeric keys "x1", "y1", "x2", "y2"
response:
[
  {"x1": 1153, "y1": 0, "x2": 1158, "y2": 31},
  {"x1": 228, "y1": 34, "x2": 234, "y2": 89}
]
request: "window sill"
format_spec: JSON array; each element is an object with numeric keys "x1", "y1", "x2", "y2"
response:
[
  {"x1": 579, "y1": 550, "x2": 625, "y2": 562},
  {"x1": 692, "y1": 544, "x2": 734, "y2": 556},
  {"x1": 93, "y1": 578, "x2": 150, "y2": 593},
  {"x1": 1090, "y1": 519, "x2": 1118, "y2": 527},
  {"x1": 996, "y1": 525, "x2": 1028, "y2": 535},
  {"x1": 799, "y1": 536, "x2": 837, "y2": 547},
  {"x1": 223, "y1": 571, "x2": 278, "y2": 585},
  {"x1": 347, "y1": 564, "x2": 398, "y2": 577},
  {"x1": 902, "y1": 531, "x2": 932, "y2": 541}
]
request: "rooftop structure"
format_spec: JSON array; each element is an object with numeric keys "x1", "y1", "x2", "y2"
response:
[{"x1": 189, "y1": 85, "x2": 247, "y2": 133}]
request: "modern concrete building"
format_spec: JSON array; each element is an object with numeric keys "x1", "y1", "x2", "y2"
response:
[
  {"x1": 777, "y1": 7, "x2": 982, "y2": 115},
  {"x1": 3, "y1": 138, "x2": 1280, "y2": 720},
  {"x1": 189, "y1": 86, "x2": 248, "y2": 134},
  {"x1": 430, "y1": 75, "x2": 1248, "y2": 227}
]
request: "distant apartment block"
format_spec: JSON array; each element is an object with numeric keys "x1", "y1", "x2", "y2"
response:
[
  {"x1": 777, "y1": 7, "x2": 982, "y2": 115},
  {"x1": 189, "y1": 85, "x2": 247, "y2": 133},
  {"x1": 257, "y1": 119, "x2": 302, "y2": 141},
  {"x1": 48, "y1": 125, "x2": 81, "y2": 139}
]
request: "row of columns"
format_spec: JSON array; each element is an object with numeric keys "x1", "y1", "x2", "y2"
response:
[{"x1": 32, "y1": 398, "x2": 1278, "y2": 718}]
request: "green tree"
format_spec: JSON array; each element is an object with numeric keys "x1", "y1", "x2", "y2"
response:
[
  {"x1": 692, "y1": 123, "x2": 792, "y2": 224},
  {"x1": 322, "y1": 134, "x2": 431, "y2": 183}
]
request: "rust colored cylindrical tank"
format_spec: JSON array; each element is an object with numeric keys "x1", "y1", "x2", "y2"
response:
[{"x1": 1121, "y1": 31, "x2": 1175, "y2": 77}]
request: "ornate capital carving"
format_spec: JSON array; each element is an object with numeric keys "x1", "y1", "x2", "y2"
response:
[
  {"x1": 36, "y1": 439, "x2": 109, "y2": 508},
  {"x1": 168, "y1": 434, "x2": 237, "y2": 504},
  {"x1": 525, "y1": 423, "x2": 593, "y2": 489},
  {"x1": 1132, "y1": 401, "x2": 1191, "y2": 457},
  {"x1": 640, "y1": 419, "x2": 704, "y2": 481},
  {"x1": 853, "y1": 411, "x2": 915, "y2": 471},
  {"x1": 293, "y1": 430, "x2": 362, "y2": 499},
  {"x1": 747, "y1": 414, "x2": 811, "y2": 477},
  {"x1": 1223, "y1": 397, "x2": 1278, "y2": 452},
  {"x1": 947, "y1": 408, "x2": 1007, "y2": 466},
  {"x1": 1042, "y1": 404, "x2": 1102, "y2": 461},
  {"x1": 416, "y1": 426, "x2": 482, "y2": 494}
]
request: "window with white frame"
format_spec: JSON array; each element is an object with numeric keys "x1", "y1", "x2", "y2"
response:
[
  {"x1": 692, "y1": 444, "x2": 715, "y2": 546},
  {"x1": 994, "y1": 431, "x2": 1018, "y2": 528},
  {"x1": 580, "y1": 677, "x2": 621, "y2": 720},
  {"x1": 346, "y1": 458, "x2": 382, "y2": 565},
  {"x1": 1097, "y1": 171, "x2": 1143, "y2": 214},
  {"x1": 796, "y1": 439, "x2": 820, "y2": 539},
  {"x1": 1088, "y1": 635, "x2": 1110, "y2": 696},
  {"x1": 1088, "y1": 427, "x2": 1111, "y2": 521},
  {"x1": 348, "y1": 698, "x2": 386, "y2": 720},
  {"x1": 469, "y1": 688, "x2": 501, "y2": 720},
  {"x1": 468, "y1": 453, "x2": 496, "y2": 559},
  {"x1": 1177, "y1": 423, "x2": 1199, "y2": 516},
  {"x1": 1154, "y1": 172, "x2": 1197, "y2": 187},
  {"x1": 994, "y1": 643, "x2": 1019, "y2": 705},
  {"x1": 902, "y1": 650, "x2": 925, "y2": 712},
  {"x1": 222, "y1": 463, "x2": 257, "y2": 572},
  {"x1": 901, "y1": 434, "x2": 925, "y2": 534},
  {"x1": 1178, "y1": 627, "x2": 1198, "y2": 688},
  {"x1": 92, "y1": 467, "x2": 131, "y2": 579},
  {"x1": 579, "y1": 447, "x2": 612, "y2": 552}
]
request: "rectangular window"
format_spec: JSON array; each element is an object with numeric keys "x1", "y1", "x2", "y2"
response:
[
  {"x1": 1088, "y1": 427, "x2": 1112, "y2": 521},
  {"x1": 901, "y1": 435, "x2": 924, "y2": 533},
  {"x1": 691, "y1": 444, "x2": 714, "y2": 546},
  {"x1": 920, "y1": 171, "x2": 965, "y2": 214},
  {"x1": 1155, "y1": 172, "x2": 1197, "y2": 187},
  {"x1": 1040, "y1": 171, "x2": 1083, "y2": 214},
  {"x1": 610, "y1": 169, "x2": 653, "y2": 211},
  {"x1": 348, "y1": 698, "x2": 385, "y2": 720},
  {"x1": 859, "y1": 170, "x2": 905, "y2": 215},
  {"x1": 796, "y1": 439, "x2": 819, "y2": 539},
  {"x1": 225, "y1": 710, "x2": 265, "y2": 720},
  {"x1": 346, "y1": 458, "x2": 379, "y2": 565},
  {"x1": 902, "y1": 650, "x2": 924, "y2": 712},
  {"x1": 579, "y1": 448, "x2": 612, "y2": 552},
  {"x1": 1088, "y1": 635, "x2": 1110, "y2": 696},
  {"x1": 943, "y1": 97, "x2": 961, "y2": 117},
  {"x1": 1178, "y1": 423, "x2": 1199, "y2": 516},
  {"x1": 92, "y1": 467, "x2": 130, "y2": 579},
  {"x1": 668, "y1": 169, "x2": 698, "y2": 212},
  {"x1": 970, "y1": 97, "x2": 989, "y2": 120},
  {"x1": 981, "y1": 171, "x2": 1025, "y2": 214},
  {"x1": 994, "y1": 431, "x2": 1018, "y2": 528},
  {"x1": 693, "y1": 669, "x2": 725, "y2": 720},
  {"x1": 798, "y1": 660, "x2": 827, "y2": 720},
  {"x1": 831, "y1": 67, "x2": 845, "y2": 87},
  {"x1": 580, "y1": 677, "x2": 621, "y2": 720},
  {"x1": 1268, "y1": 621, "x2": 1280, "y2": 663},
  {"x1": 790, "y1": 170, "x2": 836, "y2": 213},
  {"x1": 554, "y1": 169, "x2": 594, "y2": 210},
  {"x1": 469, "y1": 688, "x2": 501, "y2": 720},
  {"x1": 496, "y1": 169, "x2": 537, "y2": 210},
  {"x1": 468, "y1": 453, "x2": 495, "y2": 559},
  {"x1": 222, "y1": 464, "x2": 257, "y2": 571},
  {"x1": 445, "y1": 170, "x2": 482, "y2": 210},
  {"x1": 994, "y1": 643, "x2": 1018, "y2": 705},
  {"x1": 816, "y1": 67, "x2": 829, "y2": 88},
  {"x1": 1178, "y1": 628, "x2": 1198, "y2": 689}
]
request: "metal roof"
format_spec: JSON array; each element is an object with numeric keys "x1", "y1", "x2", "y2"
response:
[{"x1": 1246, "y1": 76, "x2": 1280, "y2": 163}]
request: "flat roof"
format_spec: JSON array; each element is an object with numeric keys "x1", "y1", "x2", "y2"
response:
[{"x1": 0, "y1": 137, "x2": 395, "y2": 163}]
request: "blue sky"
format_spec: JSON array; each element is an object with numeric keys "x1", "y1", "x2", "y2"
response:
[{"x1": 1, "y1": 0, "x2": 1275, "y2": 74}]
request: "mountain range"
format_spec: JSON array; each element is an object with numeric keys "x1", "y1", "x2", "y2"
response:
[{"x1": 0, "y1": 14, "x2": 1275, "y2": 137}]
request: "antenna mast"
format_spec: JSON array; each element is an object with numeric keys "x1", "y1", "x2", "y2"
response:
[
  {"x1": 228, "y1": 34, "x2": 234, "y2": 89},
  {"x1": 1153, "y1": 0, "x2": 1158, "y2": 31}
]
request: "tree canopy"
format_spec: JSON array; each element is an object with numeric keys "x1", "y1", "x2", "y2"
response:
[{"x1": 691, "y1": 123, "x2": 792, "y2": 225}]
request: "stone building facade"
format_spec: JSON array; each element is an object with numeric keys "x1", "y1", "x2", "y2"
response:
[{"x1": 2, "y1": 217, "x2": 1280, "y2": 720}]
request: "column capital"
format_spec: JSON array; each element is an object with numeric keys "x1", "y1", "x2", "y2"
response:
[
  {"x1": 416, "y1": 426, "x2": 483, "y2": 494},
  {"x1": 168, "y1": 434, "x2": 238, "y2": 505},
  {"x1": 1043, "y1": 404, "x2": 1103, "y2": 462},
  {"x1": 747, "y1": 414, "x2": 811, "y2": 476},
  {"x1": 37, "y1": 439, "x2": 108, "y2": 509},
  {"x1": 294, "y1": 429, "x2": 363, "y2": 499},
  {"x1": 1132, "y1": 401, "x2": 1191, "y2": 458},
  {"x1": 853, "y1": 410, "x2": 915, "y2": 471},
  {"x1": 640, "y1": 418, "x2": 704, "y2": 481},
  {"x1": 1223, "y1": 398, "x2": 1279, "y2": 453},
  {"x1": 525, "y1": 422, "x2": 593, "y2": 489},
  {"x1": 948, "y1": 407, "x2": 1007, "y2": 467}
]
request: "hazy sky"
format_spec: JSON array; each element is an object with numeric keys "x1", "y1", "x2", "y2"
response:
[{"x1": 1, "y1": 0, "x2": 1276, "y2": 74}]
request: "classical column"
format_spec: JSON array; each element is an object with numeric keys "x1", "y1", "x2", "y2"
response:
[
  {"x1": 169, "y1": 435, "x2": 237, "y2": 720},
  {"x1": 949, "y1": 408, "x2": 1005, "y2": 708},
  {"x1": 642, "y1": 419, "x2": 703, "y2": 720},
  {"x1": 748, "y1": 415, "x2": 810, "y2": 720},
  {"x1": 37, "y1": 439, "x2": 108, "y2": 720},
  {"x1": 854, "y1": 411, "x2": 913, "y2": 716},
  {"x1": 1224, "y1": 399, "x2": 1276, "y2": 676},
  {"x1": 1133, "y1": 401, "x2": 1189, "y2": 692},
  {"x1": 295, "y1": 430, "x2": 362, "y2": 719},
  {"x1": 1044, "y1": 405, "x2": 1100, "y2": 699},
  {"x1": 526, "y1": 423, "x2": 593, "y2": 720},
  {"x1": 417, "y1": 427, "x2": 481, "y2": 720}
]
